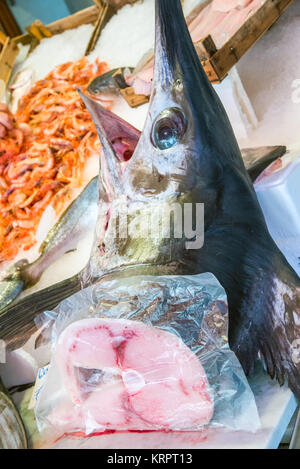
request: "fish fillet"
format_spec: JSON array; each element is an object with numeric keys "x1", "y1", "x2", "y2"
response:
[{"x1": 212, "y1": 0, "x2": 253, "y2": 13}]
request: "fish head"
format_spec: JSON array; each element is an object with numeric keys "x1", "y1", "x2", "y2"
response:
[
  {"x1": 87, "y1": 67, "x2": 134, "y2": 97},
  {"x1": 79, "y1": 0, "x2": 261, "y2": 278}
]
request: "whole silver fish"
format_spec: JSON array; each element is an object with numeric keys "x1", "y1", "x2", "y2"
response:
[
  {"x1": 0, "y1": 378, "x2": 27, "y2": 449},
  {"x1": 0, "y1": 177, "x2": 97, "y2": 313},
  {"x1": 87, "y1": 67, "x2": 134, "y2": 97},
  {"x1": 8, "y1": 69, "x2": 34, "y2": 114}
]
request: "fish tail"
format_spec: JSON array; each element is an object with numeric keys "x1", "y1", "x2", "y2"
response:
[
  {"x1": 0, "y1": 274, "x2": 81, "y2": 351},
  {"x1": 239, "y1": 326, "x2": 300, "y2": 400}
]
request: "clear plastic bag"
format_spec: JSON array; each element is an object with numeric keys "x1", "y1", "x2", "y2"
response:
[{"x1": 35, "y1": 273, "x2": 260, "y2": 439}]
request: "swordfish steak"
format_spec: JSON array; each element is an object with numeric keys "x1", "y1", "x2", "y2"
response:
[
  {"x1": 78, "y1": 0, "x2": 300, "y2": 398},
  {"x1": 51, "y1": 318, "x2": 213, "y2": 432}
]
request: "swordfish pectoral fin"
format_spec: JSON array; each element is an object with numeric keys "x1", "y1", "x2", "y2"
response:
[
  {"x1": 265, "y1": 282, "x2": 300, "y2": 398},
  {"x1": 231, "y1": 258, "x2": 300, "y2": 399}
]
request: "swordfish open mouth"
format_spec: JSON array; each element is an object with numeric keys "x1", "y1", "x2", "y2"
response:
[{"x1": 77, "y1": 90, "x2": 141, "y2": 187}]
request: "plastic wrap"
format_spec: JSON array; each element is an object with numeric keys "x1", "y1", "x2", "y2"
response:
[
  {"x1": 35, "y1": 273, "x2": 260, "y2": 439},
  {"x1": 255, "y1": 148, "x2": 300, "y2": 240}
]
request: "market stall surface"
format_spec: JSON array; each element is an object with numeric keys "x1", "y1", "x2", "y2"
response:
[{"x1": 25, "y1": 364, "x2": 295, "y2": 449}]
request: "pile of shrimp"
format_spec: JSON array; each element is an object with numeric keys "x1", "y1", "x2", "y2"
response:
[{"x1": 0, "y1": 57, "x2": 109, "y2": 262}]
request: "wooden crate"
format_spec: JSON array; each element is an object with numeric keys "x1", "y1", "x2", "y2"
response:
[
  {"x1": 14, "y1": 3, "x2": 105, "y2": 47},
  {"x1": 13, "y1": 1, "x2": 139, "y2": 50},
  {"x1": 0, "y1": 0, "x2": 294, "y2": 99},
  {"x1": 0, "y1": 1, "x2": 121, "y2": 100},
  {"x1": 191, "y1": 0, "x2": 294, "y2": 83},
  {"x1": 0, "y1": 4, "x2": 104, "y2": 100}
]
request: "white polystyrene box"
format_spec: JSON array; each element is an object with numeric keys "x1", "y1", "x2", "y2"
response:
[{"x1": 254, "y1": 153, "x2": 300, "y2": 241}]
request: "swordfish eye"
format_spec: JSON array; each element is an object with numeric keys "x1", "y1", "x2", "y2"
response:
[{"x1": 151, "y1": 108, "x2": 187, "y2": 150}]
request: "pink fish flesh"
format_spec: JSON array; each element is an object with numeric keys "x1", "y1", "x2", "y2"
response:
[
  {"x1": 212, "y1": 0, "x2": 253, "y2": 13},
  {"x1": 189, "y1": 5, "x2": 227, "y2": 43},
  {"x1": 126, "y1": 0, "x2": 263, "y2": 95},
  {"x1": 51, "y1": 318, "x2": 214, "y2": 434}
]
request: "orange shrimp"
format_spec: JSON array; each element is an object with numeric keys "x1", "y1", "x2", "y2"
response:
[{"x1": 0, "y1": 58, "x2": 109, "y2": 263}]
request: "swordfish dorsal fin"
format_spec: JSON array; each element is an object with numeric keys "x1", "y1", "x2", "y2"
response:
[{"x1": 232, "y1": 256, "x2": 300, "y2": 396}]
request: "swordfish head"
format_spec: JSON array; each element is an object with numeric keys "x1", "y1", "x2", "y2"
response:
[
  {"x1": 80, "y1": 0, "x2": 260, "y2": 275},
  {"x1": 80, "y1": 0, "x2": 300, "y2": 397}
]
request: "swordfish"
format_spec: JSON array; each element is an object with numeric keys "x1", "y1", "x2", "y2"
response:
[{"x1": 78, "y1": 0, "x2": 300, "y2": 398}]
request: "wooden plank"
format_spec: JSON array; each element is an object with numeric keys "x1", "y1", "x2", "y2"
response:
[
  {"x1": 85, "y1": 1, "x2": 115, "y2": 55},
  {"x1": 195, "y1": 34, "x2": 218, "y2": 60},
  {"x1": 14, "y1": 4, "x2": 100, "y2": 46},
  {"x1": 25, "y1": 21, "x2": 53, "y2": 41},
  {"x1": 120, "y1": 87, "x2": 149, "y2": 107},
  {"x1": 24, "y1": 21, "x2": 53, "y2": 54},
  {"x1": 85, "y1": 0, "x2": 141, "y2": 55},
  {"x1": 0, "y1": 0, "x2": 22, "y2": 37},
  {"x1": 209, "y1": 0, "x2": 294, "y2": 81},
  {"x1": 0, "y1": 30, "x2": 7, "y2": 46},
  {"x1": 0, "y1": 37, "x2": 19, "y2": 99},
  {"x1": 13, "y1": 33, "x2": 33, "y2": 47},
  {"x1": 201, "y1": 57, "x2": 221, "y2": 84}
]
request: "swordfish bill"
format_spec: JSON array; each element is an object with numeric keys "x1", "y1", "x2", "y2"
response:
[{"x1": 151, "y1": 0, "x2": 300, "y2": 395}]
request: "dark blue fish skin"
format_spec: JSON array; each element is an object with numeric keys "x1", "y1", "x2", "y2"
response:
[
  {"x1": 152, "y1": 0, "x2": 300, "y2": 395},
  {"x1": 82, "y1": 0, "x2": 300, "y2": 397}
]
